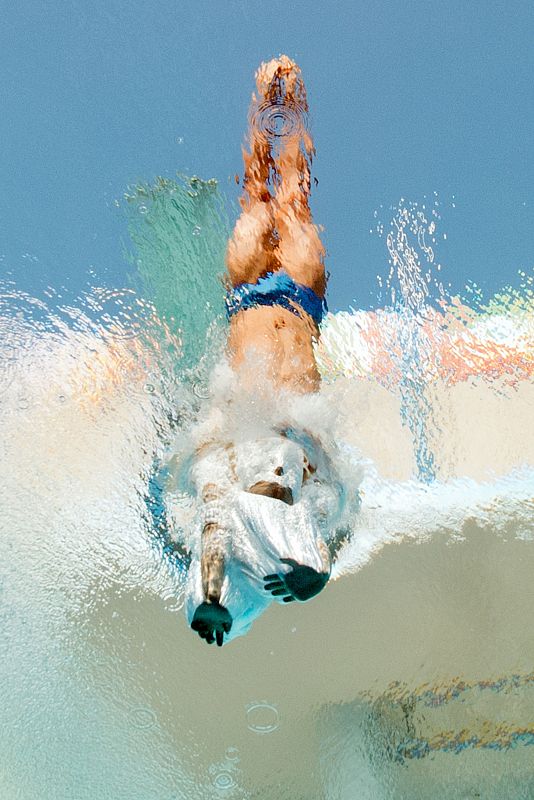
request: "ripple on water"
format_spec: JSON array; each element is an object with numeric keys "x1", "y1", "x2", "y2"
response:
[
  {"x1": 130, "y1": 706, "x2": 157, "y2": 730},
  {"x1": 192, "y1": 382, "x2": 210, "y2": 400},
  {"x1": 212, "y1": 770, "x2": 237, "y2": 792},
  {"x1": 246, "y1": 702, "x2": 280, "y2": 734},
  {"x1": 249, "y1": 98, "x2": 307, "y2": 143},
  {"x1": 224, "y1": 746, "x2": 239, "y2": 762}
]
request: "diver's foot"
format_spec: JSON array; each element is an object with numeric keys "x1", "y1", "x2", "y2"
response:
[
  {"x1": 243, "y1": 56, "x2": 306, "y2": 205},
  {"x1": 263, "y1": 557, "x2": 329, "y2": 602},
  {"x1": 255, "y1": 55, "x2": 307, "y2": 110},
  {"x1": 254, "y1": 57, "x2": 315, "y2": 219},
  {"x1": 191, "y1": 601, "x2": 233, "y2": 647}
]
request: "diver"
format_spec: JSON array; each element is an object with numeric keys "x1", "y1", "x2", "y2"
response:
[{"x1": 165, "y1": 56, "x2": 350, "y2": 645}]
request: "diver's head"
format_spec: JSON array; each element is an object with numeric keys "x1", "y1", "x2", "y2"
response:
[{"x1": 246, "y1": 479, "x2": 294, "y2": 505}]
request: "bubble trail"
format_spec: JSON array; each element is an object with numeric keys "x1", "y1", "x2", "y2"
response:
[{"x1": 384, "y1": 201, "x2": 443, "y2": 483}]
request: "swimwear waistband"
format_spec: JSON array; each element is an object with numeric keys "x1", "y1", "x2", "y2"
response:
[{"x1": 225, "y1": 270, "x2": 327, "y2": 326}]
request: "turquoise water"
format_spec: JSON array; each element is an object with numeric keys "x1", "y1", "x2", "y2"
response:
[{"x1": 1, "y1": 178, "x2": 534, "y2": 798}]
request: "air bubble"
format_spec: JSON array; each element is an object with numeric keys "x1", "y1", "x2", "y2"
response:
[
  {"x1": 138, "y1": 205, "x2": 148, "y2": 215},
  {"x1": 192, "y1": 226, "x2": 202, "y2": 236}
]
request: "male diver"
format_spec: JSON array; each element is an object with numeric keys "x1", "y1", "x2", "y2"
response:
[{"x1": 176, "y1": 56, "x2": 347, "y2": 645}]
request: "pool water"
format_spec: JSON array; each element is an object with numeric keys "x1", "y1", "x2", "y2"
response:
[{"x1": 1, "y1": 178, "x2": 533, "y2": 799}]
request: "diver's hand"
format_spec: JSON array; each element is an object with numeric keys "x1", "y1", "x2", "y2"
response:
[
  {"x1": 191, "y1": 601, "x2": 233, "y2": 647},
  {"x1": 263, "y1": 557, "x2": 329, "y2": 602}
]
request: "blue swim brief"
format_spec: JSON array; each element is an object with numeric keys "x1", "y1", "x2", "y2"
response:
[{"x1": 225, "y1": 270, "x2": 327, "y2": 326}]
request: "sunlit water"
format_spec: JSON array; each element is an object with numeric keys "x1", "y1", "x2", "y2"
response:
[{"x1": 1, "y1": 178, "x2": 533, "y2": 799}]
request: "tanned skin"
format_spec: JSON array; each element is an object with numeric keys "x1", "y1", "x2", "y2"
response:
[
  {"x1": 191, "y1": 57, "x2": 330, "y2": 646},
  {"x1": 227, "y1": 55, "x2": 326, "y2": 392}
]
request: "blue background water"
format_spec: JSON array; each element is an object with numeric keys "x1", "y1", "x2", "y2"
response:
[{"x1": 2, "y1": 0, "x2": 533, "y2": 308}]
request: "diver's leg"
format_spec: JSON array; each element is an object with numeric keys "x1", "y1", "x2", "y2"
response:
[
  {"x1": 225, "y1": 90, "x2": 278, "y2": 286},
  {"x1": 226, "y1": 57, "x2": 325, "y2": 392},
  {"x1": 227, "y1": 55, "x2": 325, "y2": 295},
  {"x1": 226, "y1": 54, "x2": 314, "y2": 288},
  {"x1": 274, "y1": 133, "x2": 326, "y2": 297},
  {"x1": 225, "y1": 198, "x2": 276, "y2": 287},
  {"x1": 252, "y1": 55, "x2": 327, "y2": 297}
]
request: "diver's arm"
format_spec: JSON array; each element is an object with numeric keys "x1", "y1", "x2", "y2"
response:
[
  {"x1": 200, "y1": 520, "x2": 228, "y2": 603},
  {"x1": 190, "y1": 446, "x2": 236, "y2": 645},
  {"x1": 262, "y1": 467, "x2": 342, "y2": 603},
  {"x1": 195, "y1": 450, "x2": 235, "y2": 605},
  {"x1": 263, "y1": 552, "x2": 330, "y2": 602},
  {"x1": 191, "y1": 518, "x2": 233, "y2": 646}
]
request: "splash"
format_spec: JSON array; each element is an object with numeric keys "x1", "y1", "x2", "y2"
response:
[
  {"x1": 317, "y1": 198, "x2": 534, "y2": 487},
  {"x1": 124, "y1": 174, "x2": 229, "y2": 372},
  {"x1": 384, "y1": 200, "x2": 443, "y2": 481},
  {"x1": 1, "y1": 183, "x2": 534, "y2": 797}
]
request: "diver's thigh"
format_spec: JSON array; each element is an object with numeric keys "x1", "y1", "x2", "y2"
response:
[{"x1": 276, "y1": 218, "x2": 326, "y2": 296}]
